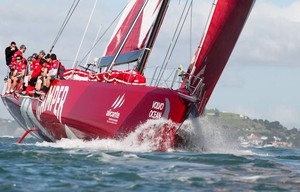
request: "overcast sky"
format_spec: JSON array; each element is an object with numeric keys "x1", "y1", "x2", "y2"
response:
[{"x1": 0, "y1": 0, "x2": 300, "y2": 129}]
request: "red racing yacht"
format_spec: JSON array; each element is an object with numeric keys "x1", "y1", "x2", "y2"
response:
[{"x1": 2, "y1": 0, "x2": 255, "y2": 150}]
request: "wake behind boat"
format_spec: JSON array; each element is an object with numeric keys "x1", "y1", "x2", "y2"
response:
[{"x1": 2, "y1": 0, "x2": 255, "y2": 151}]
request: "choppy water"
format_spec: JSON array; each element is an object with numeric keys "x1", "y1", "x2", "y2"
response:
[{"x1": 1, "y1": 119, "x2": 300, "y2": 191}]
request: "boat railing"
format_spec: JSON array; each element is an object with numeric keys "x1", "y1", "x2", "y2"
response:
[
  {"x1": 146, "y1": 65, "x2": 205, "y2": 96},
  {"x1": 59, "y1": 60, "x2": 205, "y2": 93},
  {"x1": 146, "y1": 65, "x2": 184, "y2": 90}
]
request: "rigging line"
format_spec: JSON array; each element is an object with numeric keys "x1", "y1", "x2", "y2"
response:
[
  {"x1": 162, "y1": 0, "x2": 192, "y2": 82},
  {"x1": 158, "y1": 0, "x2": 191, "y2": 87},
  {"x1": 85, "y1": 24, "x2": 102, "y2": 65},
  {"x1": 190, "y1": 0, "x2": 193, "y2": 62},
  {"x1": 156, "y1": 0, "x2": 192, "y2": 87},
  {"x1": 162, "y1": 68, "x2": 177, "y2": 86},
  {"x1": 154, "y1": 0, "x2": 190, "y2": 86},
  {"x1": 72, "y1": 0, "x2": 98, "y2": 70},
  {"x1": 76, "y1": 2, "x2": 129, "y2": 67},
  {"x1": 50, "y1": 0, "x2": 81, "y2": 53},
  {"x1": 56, "y1": 0, "x2": 81, "y2": 43},
  {"x1": 50, "y1": 0, "x2": 76, "y2": 52}
]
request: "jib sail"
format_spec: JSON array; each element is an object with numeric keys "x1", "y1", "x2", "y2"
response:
[{"x1": 181, "y1": 0, "x2": 256, "y2": 116}]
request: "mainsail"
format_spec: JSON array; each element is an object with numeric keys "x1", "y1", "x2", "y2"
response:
[
  {"x1": 181, "y1": 0, "x2": 256, "y2": 115},
  {"x1": 100, "y1": 0, "x2": 168, "y2": 69}
]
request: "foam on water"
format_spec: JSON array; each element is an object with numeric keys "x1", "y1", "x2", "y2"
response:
[
  {"x1": 36, "y1": 119, "x2": 175, "y2": 152},
  {"x1": 34, "y1": 117, "x2": 254, "y2": 155},
  {"x1": 0, "y1": 135, "x2": 15, "y2": 138}
]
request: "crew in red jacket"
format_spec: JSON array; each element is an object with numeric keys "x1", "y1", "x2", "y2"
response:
[
  {"x1": 5, "y1": 55, "x2": 27, "y2": 95},
  {"x1": 11, "y1": 44, "x2": 26, "y2": 65},
  {"x1": 25, "y1": 58, "x2": 47, "y2": 96},
  {"x1": 34, "y1": 50, "x2": 45, "y2": 64},
  {"x1": 44, "y1": 53, "x2": 63, "y2": 91}
]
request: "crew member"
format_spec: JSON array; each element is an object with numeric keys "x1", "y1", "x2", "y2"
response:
[
  {"x1": 5, "y1": 41, "x2": 18, "y2": 66},
  {"x1": 5, "y1": 55, "x2": 26, "y2": 96}
]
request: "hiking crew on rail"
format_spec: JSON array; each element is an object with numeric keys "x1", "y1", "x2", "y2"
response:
[{"x1": 4, "y1": 42, "x2": 65, "y2": 97}]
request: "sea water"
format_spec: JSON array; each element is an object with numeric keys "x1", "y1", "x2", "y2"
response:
[{"x1": 1, "y1": 119, "x2": 300, "y2": 191}]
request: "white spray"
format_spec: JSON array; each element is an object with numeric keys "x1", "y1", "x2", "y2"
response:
[{"x1": 35, "y1": 117, "x2": 246, "y2": 154}]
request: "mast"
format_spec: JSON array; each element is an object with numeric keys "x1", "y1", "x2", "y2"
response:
[{"x1": 136, "y1": 0, "x2": 170, "y2": 74}]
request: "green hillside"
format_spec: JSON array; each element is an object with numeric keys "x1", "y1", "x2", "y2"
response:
[{"x1": 205, "y1": 109, "x2": 300, "y2": 147}]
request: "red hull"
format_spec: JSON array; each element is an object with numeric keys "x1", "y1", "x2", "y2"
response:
[
  {"x1": 2, "y1": 80, "x2": 189, "y2": 145},
  {"x1": 2, "y1": 0, "x2": 256, "y2": 150}
]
